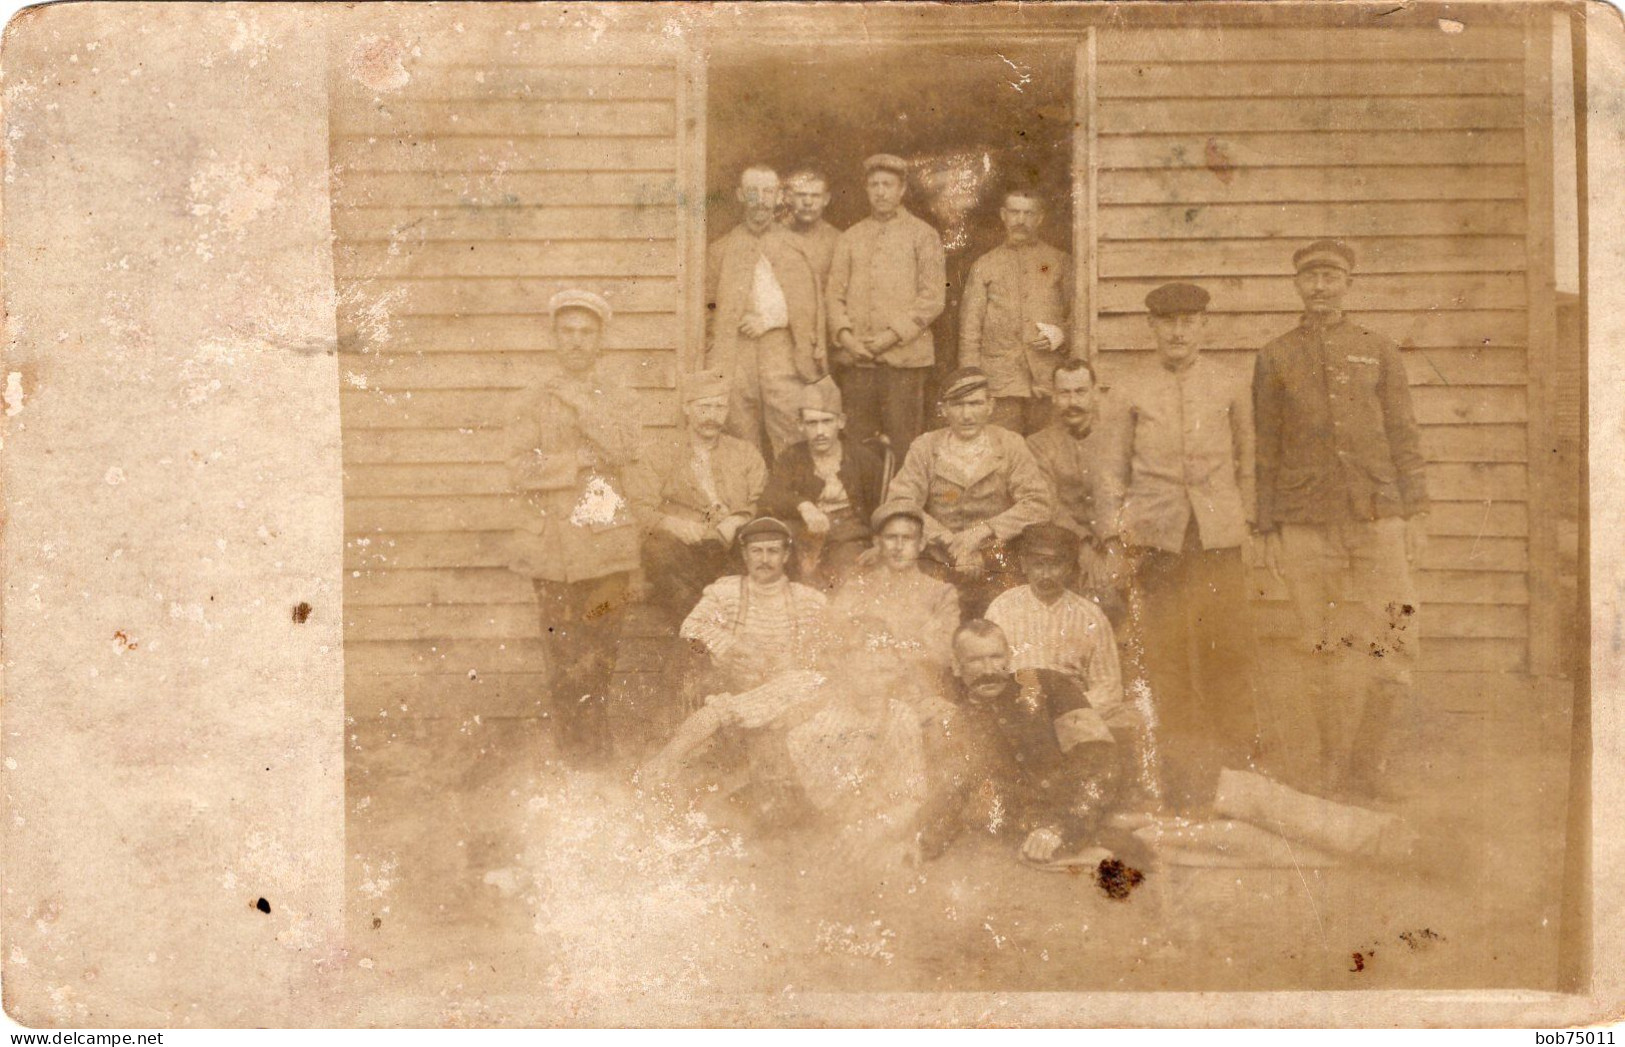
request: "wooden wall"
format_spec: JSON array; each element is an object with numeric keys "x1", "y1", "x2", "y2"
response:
[
  {"x1": 1091, "y1": 23, "x2": 1538, "y2": 679},
  {"x1": 329, "y1": 24, "x2": 687, "y2": 718}
]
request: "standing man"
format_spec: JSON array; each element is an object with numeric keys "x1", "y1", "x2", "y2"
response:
[
  {"x1": 826, "y1": 153, "x2": 947, "y2": 459},
  {"x1": 1099, "y1": 282, "x2": 1259, "y2": 813},
  {"x1": 1253, "y1": 240, "x2": 1428, "y2": 802},
  {"x1": 759, "y1": 376, "x2": 885, "y2": 589},
  {"x1": 631, "y1": 370, "x2": 767, "y2": 621},
  {"x1": 707, "y1": 164, "x2": 826, "y2": 460},
  {"x1": 782, "y1": 168, "x2": 841, "y2": 282},
  {"x1": 503, "y1": 290, "x2": 642, "y2": 762},
  {"x1": 959, "y1": 187, "x2": 1073, "y2": 435},
  {"x1": 1026, "y1": 358, "x2": 1126, "y2": 624}
]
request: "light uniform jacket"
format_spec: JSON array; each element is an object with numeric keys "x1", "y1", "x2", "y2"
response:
[
  {"x1": 887, "y1": 426, "x2": 1054, "y2": 545},
  {"x1": 1026, "y1": 422, "x2": 1113, "y2": 545},
  {"x1": 786, "y1": 219, "x2": 842, "y2": 283},
  {"x1": 959, "y1": 239, "x2": 1073, "y2": 398},
  {"x1": 503, "y1": 368, "x2": 642, "y2": 582},
  {"x1": 1252, "y1": 315, "x2": 1428, "y2": 532},
  {"x1": 628, "y1": 432, "x2": 767, "y2": 535},
  {"x1": 706, "y1": 224, "x2": 825, "y2": 383},
  {"x1": 826, "y1": 209, "x2": 947, "y2": 370},
  {"x1": 1099, "y1": 358, "x2": 1256, "y2": 554}
]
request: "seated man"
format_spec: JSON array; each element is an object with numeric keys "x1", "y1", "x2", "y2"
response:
[
  {"x1": 631, "y1": 369, "x2": 767, "y2": 620},
  {"x1": 759, "y1": 375, "x2": 885, "y2": 590},
  {"x1": 984, "y1": 522, "x2": 1130, "y2": 732},
  {"x1": 886, "y1": 366, "x2": 1053, "y2": 616},
  {"x1": 827, "y1": 502, "x2": 961, "y2": 681},
  {"x1": 679, "y1": 516, "x2": 828, "y2": 693},
  {"x1": 919, "y1": 619, "x2": 1128, "y2": 867}
]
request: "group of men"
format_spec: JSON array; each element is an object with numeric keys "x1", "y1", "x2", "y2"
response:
[{"x1": 503, "y1": 153, "x2": 1429, "y2": 869}]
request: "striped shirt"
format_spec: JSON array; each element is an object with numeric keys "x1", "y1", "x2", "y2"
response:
[
  {"x1": 985, "y1": 585, "x2": 1126, "y2": 728},
  {"x1": 680, "y1": 575, "x2": 828, "y2": 688}
]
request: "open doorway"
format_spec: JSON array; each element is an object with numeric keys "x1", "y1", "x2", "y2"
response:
[{"x1": 707, "y1": 43, "x2": 1077, "y2": 382}]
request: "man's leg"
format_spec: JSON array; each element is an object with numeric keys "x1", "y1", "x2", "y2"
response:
[
  {"x1": 834, "y1": 365, "x2": 883, "y2": 445},
  {"x1": 1343, "y1": 517, "x2": 1420, "y2": 798},
  {"x1": 1271, "y1": 524, "x2": 1344, "y2": 794},
  {"x1": 725, "y1": 342, "x2": 766, "y2": 454},
  {"x1": 1133, "y1": 546, "x2": 1203, "y2": 812},
  {"x1": 755, "y1": 329, "x2": 807, "y2": 462},
  {"x1": 1189, "y1": 545, "x2": 1263, "y2": 790},
  {"x1": 534, "y1": 576, "x2": 622, "y2": 761},
  {"x1": 880, "y1": 365, "x2": 928, "y2": 460}
]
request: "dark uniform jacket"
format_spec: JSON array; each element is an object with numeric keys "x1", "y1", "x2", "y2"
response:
[
  {"x1": 1252, "y1": 315, "x2": 1428, "y2": 532},
  {"x1": 760, "y1": 436, "x2": 885, "y2": 546}
]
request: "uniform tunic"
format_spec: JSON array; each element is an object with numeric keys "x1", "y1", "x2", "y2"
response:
[
  {"x1": 887, "y1": 425, "x2": 1054, "y2": 545},
  {"x1": 959, "y1": 239, "x2": 1073, "y2": 399},
  {"x1": 825, "y1": 208, "x2": 947, "y2": 371},
  {"x1": 1026, "y1": 422, "x2": 1113, "y2": 544}
]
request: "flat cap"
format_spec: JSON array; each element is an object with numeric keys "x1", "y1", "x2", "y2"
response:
[
  {"x1": 737, "y1": 516, "x2": 793, "y2": 546},
  {"x1": 1016, "y1": 521, "x2": 1081, "y2": 560},
  {"x1": 863, "y1": 153, "x2": 909, "y2": 178},
  {"x1": 1144, "y1": 282, "x2": 1211, "y2": 316},
  {"x1": 870, "y1": 500, "x2": 925, "y2": 533},
  {"x1": 939, "y1": 366, "x2": 991, "y2": 404},
  {"x1": 1292, "y1": 239, "x2": 1357, "y2": 274},
  {"x1": 547, "y1": 289, "x2": 613, "y2": 324},
  {"x1": 799, "y1": 375, "x2": 844, "y2": 416},
  {"x1": 681, "y1": 368, "x2": 730, "y2": 404}
]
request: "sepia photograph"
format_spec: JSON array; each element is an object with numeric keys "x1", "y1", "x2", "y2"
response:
[{"x1": 0, "y1": 0, "x2": 1616, "y2": 1028}]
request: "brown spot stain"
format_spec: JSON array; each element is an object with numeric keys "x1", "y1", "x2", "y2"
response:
[
  {"x1": 113, "y1": 630, "x2": 137, "y2": 651},
  {"x1": 1096, "y1": 857, "x2": 1144, "y2": 900},
  {"x1": 1350, "y1": 951, "x2": 1367, "y2": 972},
  {"x1": 292, "y1": 601, "x2": 313, "y2": 624},
  {"x1": 1203, "y1": 137, "x2": 1236, "y2": 184}
]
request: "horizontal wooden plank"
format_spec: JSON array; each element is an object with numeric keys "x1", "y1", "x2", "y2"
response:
[
  {"x1": 337, "y1": 277, "x2": 678, "y2": 318},
  {"x1": 339, "y1": 64, "x2": 678, "y2": 104},
  {"x1": 1099, "y1": 96, "x2": 1522, "y2": 135},
  {"x1": 332, "y1": 136, "x2": 676, "y2": 174},
  {"x1": 1095, "y1": 346, "x2": 1526, "y2": 385},
  {"x1": 1096, "y1": 60, "x2": 1523, "y2": 99},
  {"x1": 1099, "y1": 237, "x2": 1526, "y2": 278},
  {"x1": 1099, "y1": 200, "x2": 1525, "y2": 240},
  {"x1": 346, "y1": 495, "x2": 524, "y2": 533},
  {"x1": 1425, "y1": 536, "x2": 1527, "y2": 573},
  {"x1": 1095, "y1": 310, "x2": 1525, "y2": 350},
  {"x1": 1096, "y1": 272, "x2": 1526, "y2": 314},
  {"x1": 334, "y1": 170, "x2": 681, "y2": 209},
  {"x1": 1099, "y1": 165, "x2": 1524, "y2": 206},
  {"x1": 333, "y1": 205, "x2": 678, "y2": 243},
  {"x1": 1427, "y1": 500, "x2": 1527, "y2": 538},
  {"x1": 332, "y1": 99, "x2": 677, "y2": 138},
  {"x1": 1096, "y1": 26, "x2": 1525, "y2": 63},
  {"x1": 1251, "y1": 602, "x2": 1525, "y2": 639},
  {"x1": 346, "y1": 349, "x2": 676, "y2": 392},
  {"x1": 1411, "y1": 385, "x2": 1526, "y2": 425},
  {"x1": 344, "y1": 671, "x2": 552, "y2": 720},
  {"x1": 344, "y1": 639, "x2": 546, "y2": 678},
  {"x1": 341, "y1": 388, "x2": 679, "y2": 430},
  {"x1": 351, "y1": 567, "x2": 536, "y2": 606},
  {"x1": 335, "y1": 239, "x2": 678, "y2": 280},
  {"x1": 1422, "y1": 424, "x2": 1527, "y2": 464},
  {"x1": 338, "y1": 311, "x2": 679, "y2": 353},
  {"x1": 344, "y1": 424, "x2": 680, "y2": 465},
  {"x1": 1098, "y1": 130, "x2": 1522, "y2": 170},
  {"x1": 1255, "y1": 637, "x2": 1526, "y2": 674},
  {"x1": 347, "y1": 531, "x2": 513, "y2": 570},
  {"x1": 1250, "y1": 569, "x2": 1528, "y2": 607},
  {"x1": 349, "y1": 604, "x2": 536, "y2": 642},
  {"x1": 1426, "y1": 463, "x2": 1526, "y2": 502}
]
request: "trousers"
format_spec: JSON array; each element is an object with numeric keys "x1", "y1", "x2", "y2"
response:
[
  {"x1": 724, "y1": 327, "x2": 805, "y2": 462},
  {"x1": 835, "y1": 364, "x2": 928, "y2": 460},
  {"x1": 533, "y1": 572, "x2": 631, "y2": 761}
]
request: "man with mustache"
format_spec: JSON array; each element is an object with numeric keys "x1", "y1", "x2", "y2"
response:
[
  {"x1": 826, "y1": 153, "x2": 947, "y2": 458},
  {"x1": 759, "y1": 376, "x2": 884, "y2": 589},
  {"x1": 1025, "y1": 358, "x2": 1127, "y2": 626},
  {"x1": 707, "y1": 164, "x2": 825, "y2": 460},
  {"x1": 781, "y1": 168, "x2": 841, "y2": 282},
  {"x1": 503, "y1": 289, "x2": 643, "y2": 761},
  {"x1": 915, "y1": 619, "x2": 1128, "y2": 866},
  {"x1": 631, "y1": 369, "x2": 767, "y2": 621},
  {"x1": 1253, "y1": 240, "x2": 1428, "y2": 803},
  {"x1": 1099, "y1": 282, "x2": 1259, "y2": 814},
  {"x1": 959, "y1": 188, "x2": 1073, "y2": 436}
]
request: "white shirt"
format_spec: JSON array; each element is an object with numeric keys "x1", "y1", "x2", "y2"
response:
[
  {"x1": 751, "y1": 254, "x2": 790, "y2": 332},
  {"x1": 985, "y1": 585, "x2": 1126, "y2": 727}
]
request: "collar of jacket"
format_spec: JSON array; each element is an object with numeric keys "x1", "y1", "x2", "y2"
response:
[{"x1": 1299, "y1": 311, "x2": 1347, "y2": 332}]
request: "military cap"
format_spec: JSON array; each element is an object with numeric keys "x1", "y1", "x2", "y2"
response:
[
  {"x1": 547, "y1": 288, "x2": 613, "y2": 324},
  {"x1": 1016, "y1": 521, "x2": 1081, "y2": 560},
  {"x1": 870, "y1": 500, "x2": 925, "y2": 533},
  {"x1": 800, "y1": 375, "x2": 844, "y2": 416},
  {"x1": 863, "y1": 153, "x2": 910, "y2": 178},
  {"x1": 1292, "y1": 239, "x2": 1357, "y2": 274},
  {"x1": 681, "y1": 369, "x2": 730, "y2": 404},
  {"x1": 939, "y1": 367, "x2": 991, "y2": 404},
  {"x1": 737, "y1": 516, "x2": 793, "y2": 546},
  {"x1": 1144, "y1": 282, "x2": 1211, "y2": 317}
]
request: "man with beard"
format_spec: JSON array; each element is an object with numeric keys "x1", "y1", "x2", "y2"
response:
[
  {"x1": 1253, "y1": 240, "x2": 1428, "y2": 801},
  {"x1": 826, "y1": 153, "x2": 947, "y2": 458},
  {"x1": 680, "y1": 517, "x2": 829, "y2": 693},
  {"x1": 959, "y1": 188, "x2": 1073, "y2": 435},
  {"x1": 886, "y1": 366, "x2": 1053, "y2": 614},
  {"x1": 827, "y1": 502, "x2": 962, "y2": 681},
  {"x1": 917, "y1": 619, "x2": 1128, "y2": 867},
  {"x1": 503, "y1": 290, "x2": 643, "y2": 761},
  {"x1": 1026, "y1": 358, "x2": 1127, "y2": 625},
  {"x1": 707, "y1": 164, "x2": 825, "y2": 459},
  {"x1": 1101, "y1": 282, "x2": 1259, "y2": 813},
  {"x1": 782, "y1": 168, "x2": 841, "y2": 282},
  {"x1": 631, "y1": 370, "x2": 767, "y2": 621},
  {"x1": 759, "y1": 376, "x2": 885, "y2": 589}
]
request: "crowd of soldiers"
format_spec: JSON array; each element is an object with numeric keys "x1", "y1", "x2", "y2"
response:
[{"x1": 503, "y1": 154, "x2": 1430, "y2": 870}]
